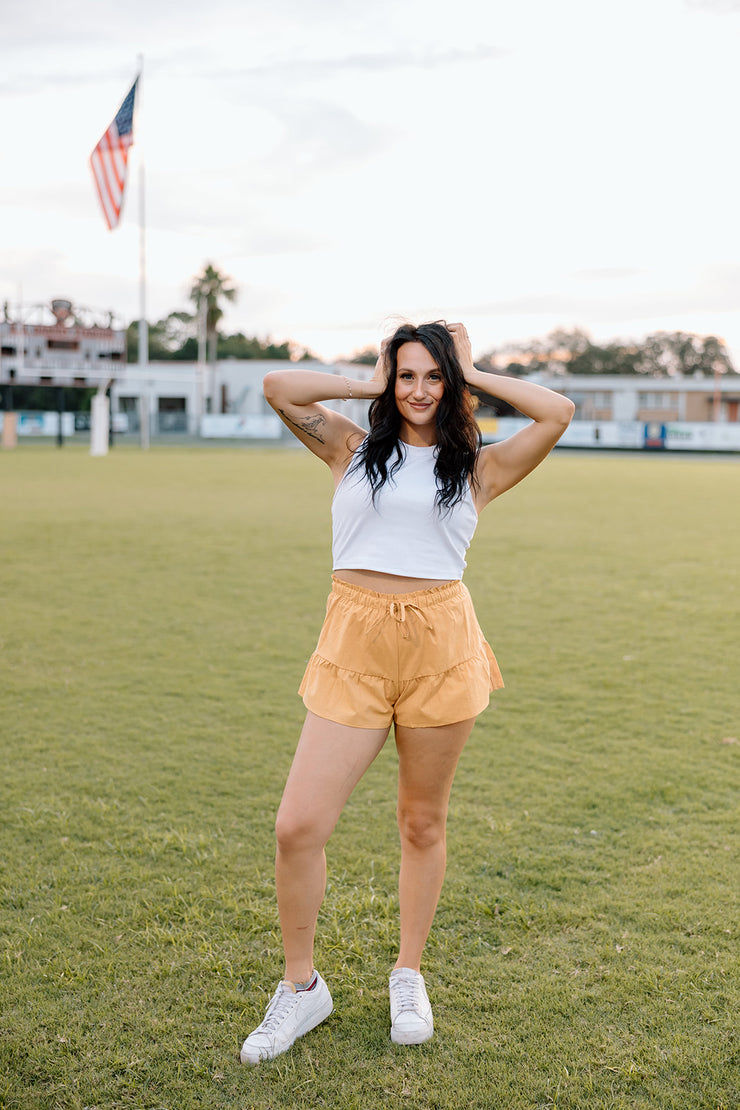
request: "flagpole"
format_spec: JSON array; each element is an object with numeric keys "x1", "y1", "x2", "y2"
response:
[
  {"x1": 136, "y1": 56, "x2": 149, "y2": 449},
  {"x1": 139, "y1": 165, "x2": 148, "y2": 371},
  {"x1": 89, "y1": 66, "x2": 141, "y2": 455}
]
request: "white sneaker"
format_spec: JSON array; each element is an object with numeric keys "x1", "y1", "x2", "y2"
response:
[
  {"x1": 240, "y1": 972, "x2": 333, "y2": 1064},
  {"x1": 389, "y1": 967, "x2": 434, "y2": 1045}
]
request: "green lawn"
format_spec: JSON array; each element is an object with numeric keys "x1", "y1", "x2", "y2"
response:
[{"x1": 1, "y1": 444, "x2": 737, "y2": 1110}]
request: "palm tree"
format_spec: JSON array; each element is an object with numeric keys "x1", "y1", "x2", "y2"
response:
[{"x1": 189, "y1": 263, "x2": 237, "y2": 366}]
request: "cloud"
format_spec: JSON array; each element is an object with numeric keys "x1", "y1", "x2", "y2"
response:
[
  {"x1": 234, "y1": 227, "x2": 325, "y2": 256},
  {"x1": 0, "y1": 67, "x2": 135, "y2": 98},
  {"x1": 0, "y1": 247, "x2": 71, "y2": 304},
  {"x1": 685, "y1": 0, "x2": 740, "y2": 11},
  {"x1": 0, "y1": 13, "x2": 504, "y2": 98},
  {"x1": 460, "y1": 280, "x2": 740, "y2": 326},
  {"x1": 570, "y1": 267, "x2": 646, "y2": 281},
  {"x1": 3, "y1": 184, "x2": 94, "y2": 220},
  {"x1": 245, "y1": 98, "x2": 395, "y2": 189},
  {"x1": 150, "y1": 189, "x2": 326, "y2": 254},
  {"x1": 225, "y1": 43, "x2": 505, "y2": 81},
  {"x1": 1, "y1": 0, "x2": 231, "y2": 50},
  {"x1": 0, "y1": 45, "x2": 502, "y2": 99}
]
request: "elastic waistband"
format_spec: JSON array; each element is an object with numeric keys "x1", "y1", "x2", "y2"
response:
[{"x1": 330, "y1": 575, "x2": 466, "y2": 611}]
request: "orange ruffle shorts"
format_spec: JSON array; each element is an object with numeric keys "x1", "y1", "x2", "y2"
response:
[{"x1": 299, "y1": 576, "x2": 504, "y2": 729}]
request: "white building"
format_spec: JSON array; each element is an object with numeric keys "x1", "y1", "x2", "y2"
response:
[
  {"x1": 109, "y1": 359, "x2": 373, "y2": 438},
  {"x1": 476, "y1": 372, "x2": 740, "y2": 451},
  {"x1": 527, "y1": 371, "x2": 740, "y2": 424}
]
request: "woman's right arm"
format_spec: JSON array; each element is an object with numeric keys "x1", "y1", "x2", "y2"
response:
[{"x1": 263, "y1": 356, "x2": 386, "y2": 475}]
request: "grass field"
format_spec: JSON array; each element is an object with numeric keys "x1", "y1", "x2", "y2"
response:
[{"x1": 1, "y1": 443, "x2": 738, "y2": 1110}]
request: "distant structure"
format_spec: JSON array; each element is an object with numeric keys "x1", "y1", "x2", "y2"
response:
[
  {"x1": 2, "y1": 299, "x2": 739, "y2": 450},
  {"x1": 0, "y1": 300, "x2": 126, "y2": 389},
  {"x1": 479, "y1": 371, "x2": 740, "y2": 425},
  {"x1": 110, "y1": 358, "x2": 356, "y2": 438}
]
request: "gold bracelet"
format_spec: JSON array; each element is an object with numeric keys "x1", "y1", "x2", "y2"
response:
[{"x1": 343, "y1": 376, "x2": 352, "y2": 401}]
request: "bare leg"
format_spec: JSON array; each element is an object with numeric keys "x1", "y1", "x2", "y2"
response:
[
  {"x1": 393, "y1": 717, "x2": 476, "y2": 972},
  {"x1": 275, "y1": 711, "x2": 390, "y2": 983}
]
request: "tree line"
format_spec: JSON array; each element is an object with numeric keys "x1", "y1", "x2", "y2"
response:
[
  {"x1": 351, "y1": 327, "x2": 737, "y2": 378},
  {"x1": 476, "y1": 327, "x2": 737, "y2": 378},
  {"x1": 125, "y1": 317, "x2": 297, "y2": 363}
]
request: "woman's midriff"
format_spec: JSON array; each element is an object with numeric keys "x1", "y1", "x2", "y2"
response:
[{"x1": 332, "y1": 568, "x2": 456, "y2": 595}]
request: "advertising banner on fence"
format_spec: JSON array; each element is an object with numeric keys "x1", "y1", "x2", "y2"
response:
[
  {"x1": 644, "y1": 422, "x2": 667, "y2": 449},
  {"x1": 664, "y1": 422, "x2": 740, "y2": 450}
]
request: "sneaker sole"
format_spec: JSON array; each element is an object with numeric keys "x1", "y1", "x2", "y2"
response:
[
  {"x1": 240, "y1": 994, "x2": 334, "y2": 1065},
  {"x1": 391, "y1": 1024, "x2": 433, "y2": 1046}
]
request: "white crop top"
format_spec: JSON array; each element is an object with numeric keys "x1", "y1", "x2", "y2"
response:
[{"x1": 332, "y1": 441, "x2": 478, "y2": 579}]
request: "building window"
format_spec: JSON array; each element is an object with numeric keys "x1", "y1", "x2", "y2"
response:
[
  {"x1": 157, "y1": 396, "x2": 187, "y2": 433},
  {"x1": 638, "y1": 391, "x2": 679, "y2": 409}
]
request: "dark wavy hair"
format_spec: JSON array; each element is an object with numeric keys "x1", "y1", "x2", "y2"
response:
[{"x1": 351, "y1": 321, "x2": 481, "y2": 512}]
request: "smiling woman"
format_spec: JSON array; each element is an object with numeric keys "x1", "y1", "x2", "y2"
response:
[
  {"x1": 394, "y1": 344, "x2": 444, "y2": 438},
  {"x1": 239, "y1": 318, "x2": 574, "y2": 1065}
]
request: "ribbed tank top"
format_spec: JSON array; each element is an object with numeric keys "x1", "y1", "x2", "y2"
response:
[{"x1": 331, "y1": 442, "x2": 478, "y2": 579}]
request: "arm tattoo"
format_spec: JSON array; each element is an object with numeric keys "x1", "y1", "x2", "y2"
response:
[{"x1": 277, "y1": 408, "x2": 326, "y2": 444}]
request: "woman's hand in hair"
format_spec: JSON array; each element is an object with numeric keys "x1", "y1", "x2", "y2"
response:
[
  {"x1": 447, "y1": 322, "x2": 476, "y2": 381},
  {"x1": 368, "y1": 339, "x2": 391, "y2": 398}
]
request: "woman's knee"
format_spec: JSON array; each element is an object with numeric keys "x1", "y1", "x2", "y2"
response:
[
  {"x1": 397, "y1": 805, "x2": 447, "y2": 850},
  {"x1": 275, "y1": 806, "x2": 330, "y2": 855}
]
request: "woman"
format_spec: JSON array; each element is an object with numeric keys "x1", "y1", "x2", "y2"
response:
[{"x1": 240, "y1": 321, "x2": 574, "y2": 1063}]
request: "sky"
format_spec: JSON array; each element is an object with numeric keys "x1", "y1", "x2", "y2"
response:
[{"x1": 2, "y1": 0, "x2": 740, "y2": 364}]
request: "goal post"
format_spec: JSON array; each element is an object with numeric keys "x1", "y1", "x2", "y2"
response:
[{"x1": 90, "y1": 391, "x2": 110, "y2": 456}]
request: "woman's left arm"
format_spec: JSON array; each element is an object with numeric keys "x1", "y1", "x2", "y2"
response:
[{"x1": 448, "y1": 323, "x2": 575, "y2": 509}]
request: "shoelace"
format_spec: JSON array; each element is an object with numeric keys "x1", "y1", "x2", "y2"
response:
[
  {"x1": 391, "y1": 975, "x2": 421, "y2": 1013},
  {"x1": 257, "y1": 984, "x2": 300, "y2": 1033}
]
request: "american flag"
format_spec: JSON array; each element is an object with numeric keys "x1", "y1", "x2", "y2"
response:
[{"x1": 90, "y1": 78, "x2": 138, "y2": 231}]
